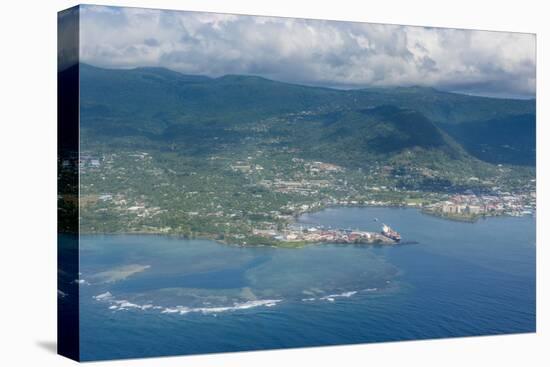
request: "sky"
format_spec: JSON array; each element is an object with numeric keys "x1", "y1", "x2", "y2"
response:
[{"x1": 70, "y1": 5, "x2": 535, "y2": 99}]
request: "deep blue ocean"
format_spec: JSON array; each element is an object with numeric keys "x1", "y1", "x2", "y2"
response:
[{"x1": 77, "y1": 207, "x2": 536, "y2": 361}]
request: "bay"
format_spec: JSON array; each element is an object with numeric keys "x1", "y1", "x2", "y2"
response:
[{"x1": 77, "y1": 207, "x2": 535, "y2": 361}]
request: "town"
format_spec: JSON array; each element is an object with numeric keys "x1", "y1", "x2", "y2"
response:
[
  {"x1": 423, "y1": 191, "x2": 536, "y2": 221},
  {"x1": 60, "y1": 142, "x2": 536, "y2": 246},
  {"x1": 252, "y1": 225, "x2": 398, "y2": 246}
]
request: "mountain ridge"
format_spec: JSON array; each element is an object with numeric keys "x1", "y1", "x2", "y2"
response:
[{"x1": 74, "y1": 63, "x2": 535, "y2": 167}]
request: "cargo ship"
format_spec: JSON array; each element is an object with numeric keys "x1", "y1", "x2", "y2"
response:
[{"x1": 381, "y1": 224, "x2": 401, "y2": 242}]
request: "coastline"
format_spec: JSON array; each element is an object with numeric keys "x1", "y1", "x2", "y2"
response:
[
  {"x1": 78, "y1": 203, "x2": 409, "y2": 246},
  {"x1": 76, "y1": 204, "x2": 535, "y2": 248},
  {"x1": 77, "y1": 200, "x2": 536, "y2": 360}
]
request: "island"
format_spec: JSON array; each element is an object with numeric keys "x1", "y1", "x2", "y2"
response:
[{"x1": 58, "y1": 65, "x2": 536, "y2": 247}]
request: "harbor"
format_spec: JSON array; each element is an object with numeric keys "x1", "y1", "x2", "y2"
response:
[{"x1": 253, "y1": 223, "x2": 401, "y2": 245}]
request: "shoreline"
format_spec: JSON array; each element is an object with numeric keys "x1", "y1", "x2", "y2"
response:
[{"x1": 75, "y1": 204, "x2": 534, "y2": 247}]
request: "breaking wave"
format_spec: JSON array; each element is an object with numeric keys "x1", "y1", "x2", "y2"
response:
[
  {"x1": 93, "y1": 291, "x2": 281, "y2": 315},
  {"x1": 161, "y1": 299, "x2": 282, "y2": 315},
  {"x1": 320, "y1": 291, "x2": 358, "y2": 302},
  {"x1": 301, "y1": 288, "x2": 377, "y2": 302},
  {"x1": 93, "y1": 287, "x2": 377, "y2": 314}
]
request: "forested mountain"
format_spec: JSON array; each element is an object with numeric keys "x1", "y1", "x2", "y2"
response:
[{"x1": 76, "y1": 63, "x2": 535, "y2": 167}]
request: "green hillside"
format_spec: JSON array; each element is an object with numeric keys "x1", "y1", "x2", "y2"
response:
[
  {"x1": 68, "y1": 64, "x2": 536, "y2": 239},
  {"x1": 78, "y1": 63, "x2": 535, "y2": 167}
]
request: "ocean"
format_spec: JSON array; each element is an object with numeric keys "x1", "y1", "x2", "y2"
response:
[{"x1": 75, "y1": 207, "x2": 536, "y2": 361}]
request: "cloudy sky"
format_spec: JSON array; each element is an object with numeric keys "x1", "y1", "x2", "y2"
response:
[{"x1": 74, "y1": 5, "x2": 535, "y2": 99}]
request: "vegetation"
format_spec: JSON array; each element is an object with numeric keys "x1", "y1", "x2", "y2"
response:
[{"x1": 63, "y1": 64, "x2": 537, "y2": 245}]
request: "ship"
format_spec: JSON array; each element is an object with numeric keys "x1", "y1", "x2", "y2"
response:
[{"x1": 381, "y1": 224, "x2": 401, "y2": 242}]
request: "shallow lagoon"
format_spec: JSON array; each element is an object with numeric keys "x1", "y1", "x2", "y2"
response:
[{"x1": 78, "y1": 207, "x2": 535, "y2": 361}]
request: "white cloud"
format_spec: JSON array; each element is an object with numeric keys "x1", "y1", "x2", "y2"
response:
[{"x1": 78, "y1": 5, "x2": 536, "y2": 98}]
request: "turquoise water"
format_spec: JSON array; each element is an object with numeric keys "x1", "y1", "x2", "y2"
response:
[{"x1": 77, "y1": 207, "x2": 536, "y2": 361}]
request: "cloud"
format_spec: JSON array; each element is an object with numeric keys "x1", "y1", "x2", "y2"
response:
[{"x1": 78, "y1": 5, "x2": 536, "y2": 98}]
